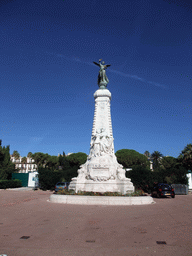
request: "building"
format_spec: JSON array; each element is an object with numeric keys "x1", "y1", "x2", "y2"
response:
[{"x1": 10, "y1": 156, "x2": 37, "y2": 173}]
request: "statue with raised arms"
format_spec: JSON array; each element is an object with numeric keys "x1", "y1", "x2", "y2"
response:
[{"x1": 93, "y1": 59, "x2": 111, "y2": 89}]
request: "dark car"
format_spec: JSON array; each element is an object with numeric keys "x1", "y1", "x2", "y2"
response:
[
  {"x1": 55, "y1": 182, "x2": 69, "y2": 193},
  {"x1": 151, "y1": 183, "x2": 175, "y2": 198}
]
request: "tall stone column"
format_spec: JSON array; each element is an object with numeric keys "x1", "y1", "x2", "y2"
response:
[
  {"x1": 90, "y1": 89, "x2": 114, "y2": 158},
  {"x1": 69, "y1": 87, "x2": 135, "y2": 194}
]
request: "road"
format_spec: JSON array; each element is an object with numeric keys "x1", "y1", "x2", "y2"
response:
[{"x1": 0, "y1": 189, "x2": 192, "y2": 256}]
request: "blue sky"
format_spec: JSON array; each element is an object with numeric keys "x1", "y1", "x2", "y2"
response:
[{"x1": 0, "y1": 0, "x2": 191, "y2": 158}]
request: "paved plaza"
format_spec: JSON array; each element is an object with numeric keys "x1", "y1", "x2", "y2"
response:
[{"x1": 0, "y1": 189, "x2": 192, "y2": 256}]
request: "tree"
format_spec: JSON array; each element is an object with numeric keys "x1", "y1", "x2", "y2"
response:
[
  {"x1": 144, "y1": 151, "x2": 151, "y2": 158},
  {"x1": 21, "y1": 156, "x2": 27, "y2": 172},
  {"x1": 38, "y1": 166, "x2": 62, "y2": 190},
  {"x1": 115, "y1": 149, "x2": 149, "y2": 168},
  {"x1": 0, "y1": 142, "x2": 16, "y2": 180},
  {"x1": 161, "y1": 156, "x2": 177, "y2": 170},
  {"x1": 12, "y1": 150, "x2": 20, "y2": 160},
  {"x1": 67, "y1": 152, "x2": 87, "y2": 168},
  {"x1": 151, "y1": 151, "x2": 163, "y2": 170},
  {"x1": 45, "y1": 155, "x2": 58, "y2": 169},
  {"x1": 179, "y1": 143, "x2": 192, "y2": 171},
  {"x1": 21, "y1": 157, "x2": 27, "y2": 164},
  {"x1": 126, "y1": 166, "x2": 153, "y2": 193},
  {"x1": 151, "y1": 154, "x2": 188, "y2": 185},
  {"x1": 58, "y1": 154, "x2": 70, "y2": 169},
  {"x1": 32, "y1": 152, "x2": 48, "y2": 168},
  {"x1": 27, "y1": 152, "x2": 33, "y2": 158},
  {"x1": 60, "y1": 152, "x2": 87, "y2": 182},
  {"x1": 34, "y1": 152, "x2": 88, "y2": 186}
]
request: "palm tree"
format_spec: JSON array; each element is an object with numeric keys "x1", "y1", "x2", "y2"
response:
[
  {"x1": 21, "y1": 156, "x2": 27, "y2": 164},
  {"x1": 179, "y1": 143, "x2": 192, "y2": 171},
  {"x1": 144, "y1": 151, "x2": 151, "y2": 158},
  {"x1": 151, "y1": 151, "x2": 163, "y2": 170},
  {"x1": 12, "y1": 150, "x2": 20, "y2": 160},
  {"x1": 21, "y1": 156, "x2": 27, "y2": 172},
  {"x1": 27, "y1": 152, "x2": 33, "y2": 158}
]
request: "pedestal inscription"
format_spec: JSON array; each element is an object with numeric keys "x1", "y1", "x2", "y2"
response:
[{"x1": 88, "y1": 168, "x2": 110, "y2": 181}]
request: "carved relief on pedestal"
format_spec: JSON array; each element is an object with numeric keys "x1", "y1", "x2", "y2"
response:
[
  {"x1": 86, "y1": 167, "x2": 110, "y2": 181},
  {"x1": 89, "y1": 128, "x2": 114, "y2": 158}
]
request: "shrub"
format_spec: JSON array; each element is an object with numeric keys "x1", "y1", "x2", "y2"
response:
[
  {"x1": 38, "y1": 167, "x2": 62, "y2": 190},
  {"x1": 0, "y1": 179, "x2": 22, "y2": 189},
  {"x1": 126, "y1": 166, "x2": 153, "y2": 193}
]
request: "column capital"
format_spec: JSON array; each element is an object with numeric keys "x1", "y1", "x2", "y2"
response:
[{"x1": 94, "y1": 89, "x2": 111, "y2": 99}]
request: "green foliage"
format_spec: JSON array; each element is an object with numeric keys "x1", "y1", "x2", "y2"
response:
[
  {"x1": 32, "y1": 152, "x2": 61, "y2": 169},
  {"x1": 32, "y1": 152, "x2": 48, "y2": 167},
  {"x1": 161, "y1": 156, "x2": 177, "y2": 170},
  {"x1": 0, "y1": 179, "x2": 22, "y2": 189},
  {"x1": 33, "y1": 146, "x2": 191, "y2": 191},
  {"x1": 144, "y1": 151, "x2": 151, "y2": 158},
  {"x1": 67, "y1": 152, "x2": 87, "y2": 167},
  {"x1": 126, "y1": 156, "x2": 188, "y2": 193},
  {"x1": 151, "y1": 151, "x2": 163, "y2": 170},
  {"x1": 12, "y1": 150, "x2": 20, "y2": 159},
  {"x1": 163, "y1": 165, "x2": 188, "y2": 185},
  {"x1": 27, "y1": 152, "x2": 33, "y2": 158},
  {"x1": 126, "y1": 166, "x2": 153, "y2": 193},
  {"x1": 57, "y1": 154, "x2": 77, "y2": 182},
  {"x1": 38, "y1": 167, "x2": 62, "y2": 190},
  {"x1": 0, "y1": 142, "x2": 16, "y2": 180},
  {"x1": 178, "y1": 143, "x2": 192, "y2": 171},
  {"x1": 115, "y1": 149, "x2": 149, "y2": 168},
  {"x1": 37, "y1": 152, "x2": 88, "y2": 189},
  {"x1": 152, "y1": 157, "x2": 188, "y2": 185},
  {"x1": 58, "y1": 154, "x2": 68, "y2": 168},
  {"x1": 45, "y1": 155, "x2": 58, "y2": 168},
  {"x1": 60, "y1": 166, "x2": 78, "y2": 183},
  {"x1": 60, "y1": 152, "x2": 87, "y2": 182},
  {"x1": 21, "y1": 156, "x2": 27, "y2": 164},
  {"x1": 129, "y1": 190, "x2": 147, "y2": 196}
]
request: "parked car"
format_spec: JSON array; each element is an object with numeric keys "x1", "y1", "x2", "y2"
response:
[
  {"x1": 55, "y1": 182, "x2": 69, "y2": 192},
  {"x1": 151, "y1": 183, "x2": 175, "y2": 198}
]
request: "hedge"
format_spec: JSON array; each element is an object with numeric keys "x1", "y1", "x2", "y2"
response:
[{"x1": 0, "y1": 179, "x2": 22, "y2": 189}]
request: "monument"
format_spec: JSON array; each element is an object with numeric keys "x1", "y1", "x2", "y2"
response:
[{"x1": 68, "y1": 59, "x2": 135, "y2": 194}]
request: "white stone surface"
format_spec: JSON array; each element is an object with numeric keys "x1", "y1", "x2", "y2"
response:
[
  {"x1": 49, "y1": 194, "x2": 155, "y2": 205},
  {"x1": 69, "y1": 88, "x2": 135, "y2": 194},
  {"x1": 187, "y1": 173, "x2": 192, "y2": 189}
]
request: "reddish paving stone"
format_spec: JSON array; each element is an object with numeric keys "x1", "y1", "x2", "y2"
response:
[{"x1": 0, "y1": 189, "x2": 192, "y2": 256}]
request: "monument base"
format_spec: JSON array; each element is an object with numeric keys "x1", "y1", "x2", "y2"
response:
[
  {"x1": 69, "y1": 179, "x2": 134, "y2": 195},
  {"x1": 68, "y1": 157, "x2": 135, "y2": 195}
]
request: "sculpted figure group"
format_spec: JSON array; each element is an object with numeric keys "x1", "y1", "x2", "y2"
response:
[{"x1": 89, "y1": 128, "x2": 114, "y2": 158}]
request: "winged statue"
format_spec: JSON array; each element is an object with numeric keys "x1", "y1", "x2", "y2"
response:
[{"x1": 93, "y1": 59, "x2": 111, "y2": 88}]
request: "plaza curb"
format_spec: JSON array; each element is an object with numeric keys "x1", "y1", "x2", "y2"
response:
[{"x1": 49, "y1": 194, "x2": 155, "y2": 205}]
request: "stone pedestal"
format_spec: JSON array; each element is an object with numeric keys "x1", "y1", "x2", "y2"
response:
[{"x1": 69, "y1": 88, "x2": 134, "y2": 194}]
